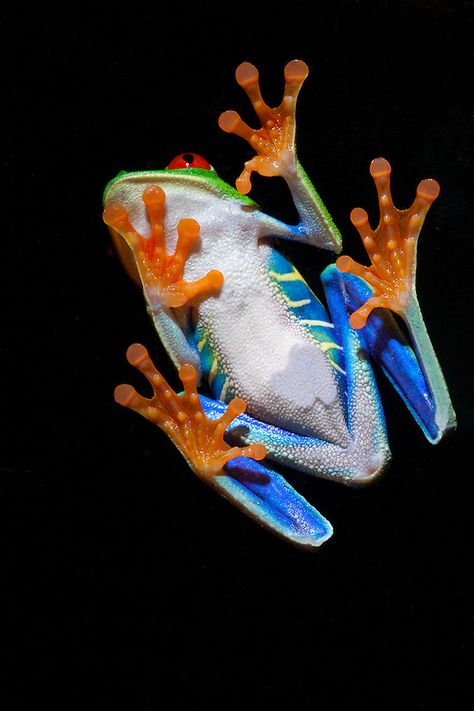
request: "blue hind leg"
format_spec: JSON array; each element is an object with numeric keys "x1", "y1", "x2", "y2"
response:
[
  {"x1": 215, "y1": 456, "x2": 333, "y2": 549},
  {"x1": 330, "y1": 266, "x2": 456, "y2": 443},
  {"x1": 116, "y1": 346, "x2": 334, "y2": 549},
  {"x1": 178, "y1": 264, "x2": 453, "y2": 547}
]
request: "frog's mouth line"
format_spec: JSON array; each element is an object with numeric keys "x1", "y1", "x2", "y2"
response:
[{"x1": 103, "y1": 168, "x2": 259, "y2": 208}]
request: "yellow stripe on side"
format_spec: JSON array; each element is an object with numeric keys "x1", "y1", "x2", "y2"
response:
[
  {"x1": 328, "y1": 359, "x2": 346, "y2": 375},
  {"x1": 299, "y1": 319, "x2": 334, "y2": 328},
  {"x1": 220, "y1": 378, "x2": 231, "y2": 402},
  {"x1": 197, "y1": 333, "x2": 208, "y2": 352},
  {"x1": 319, "y1": 341, "x2": 343, "y2": 353},
  {"x1": 268, "y1": 269, "x2": 305, "y2": 283},
  {"x1": 281, "y1": 294, "x2": 311, "y2": 308},
  {"x1": 208, "y1": 357, "x2": 219, "y2": 385}
]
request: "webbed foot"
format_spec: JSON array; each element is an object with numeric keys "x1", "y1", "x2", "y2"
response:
[
  {"x1": 337, "y1": 158, "x2": 455, "y2": 435},
  {"x1": 336, "y1": 157, "x2": 440, "y2": 329},
  {"x1": 218, "y1": 60, "x2": 309, "y2": 194},
  {"x1": 103, "y1": 186, "x2": 223, "y2": 308},
  {"x1": 115, "y1": 344, "x2": 266, "y2": 480}
]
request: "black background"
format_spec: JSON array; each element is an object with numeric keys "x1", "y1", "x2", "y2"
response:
[{"x1": 2, "y1": 2, "x2": 473, "y2": 708}]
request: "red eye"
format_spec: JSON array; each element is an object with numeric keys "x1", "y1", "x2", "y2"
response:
[{"x1": 167, "y1": 153, "x2": 212, "y2": 170}]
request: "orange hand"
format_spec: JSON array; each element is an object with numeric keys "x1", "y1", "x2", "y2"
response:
[
  {"x1": 103, "y1": 185, "x2": 223, "y2": 308},
  {"x1": 218, "y1": 60, "x2": 309, "y2": 194},
  {"x1": 115, "y1": 344, "x2": 267, "y2": 480},
  {"x1": 336, "y1": 157, "x2": 440, "y2": 329}
]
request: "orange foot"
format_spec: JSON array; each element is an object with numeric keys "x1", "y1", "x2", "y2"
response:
[
  {"x1": 336, "y1": 157, "x2": 440, "y2": 329},
  {"x1": 218, "y1": 59, "x2": 309, "y2": 194},
  {"x1": 103, "y1": 186, "x2": 223, "y2": 308},
  {"x1": 115, "y1": 344, "x2": 267, "y2": 480}
]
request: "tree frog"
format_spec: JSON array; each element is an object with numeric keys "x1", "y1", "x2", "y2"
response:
[{"x1": 103, "y1": 60, "x2": 456, "y2": 549}]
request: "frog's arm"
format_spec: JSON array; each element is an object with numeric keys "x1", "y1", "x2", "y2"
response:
[
  {"x1": 219, "y1": 60, "x2": 342, "y2": 253},
  {"x1": 103, "y1": 185, "x2": 223, "y2": 382}
]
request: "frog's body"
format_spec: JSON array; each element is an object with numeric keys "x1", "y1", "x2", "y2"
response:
[
  {"x1": 104, "y1": 61, "x2": 455, "y2": 548},
  {"x1": 106, "y1": 168, "x2": 349, "y2": 445}
]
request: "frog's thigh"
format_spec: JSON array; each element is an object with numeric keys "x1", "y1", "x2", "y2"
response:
[{"x1": 199, "y1": 396, "x2": 389, "y2": 487}]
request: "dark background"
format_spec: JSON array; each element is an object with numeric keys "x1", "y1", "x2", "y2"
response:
[{"x1": 2, "y1": 1, "x2": 473, "y2": 708}]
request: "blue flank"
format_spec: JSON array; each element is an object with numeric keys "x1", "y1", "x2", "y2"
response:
[
  {"x1": 266, "y1": 249, "x2": 346, "y2": 379},
  {"x1": 192, "y1": 322, "x2": 235, "y2": 404}
]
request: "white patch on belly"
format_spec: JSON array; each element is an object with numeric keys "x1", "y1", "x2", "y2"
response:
[
  {"x1": 205, "y1": 286, "x2": 349, "y2": 443},
  {"x1": 268, "y1": 342, "x2": 338, "y2": 408}
]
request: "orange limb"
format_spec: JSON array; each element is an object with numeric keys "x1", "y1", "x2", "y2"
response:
[
  {"x1": 103, "y1": 186, "x2": 223, "y2": 308},
  {"x1": 114, "y1": 344, "x2": 267, "y2": 480},
  {"x1": 336, "y1": 157, "x2": 440, "y2": 329},
  {"x1": 218, "y1": 59, "x2": 309, "y2": 194}
]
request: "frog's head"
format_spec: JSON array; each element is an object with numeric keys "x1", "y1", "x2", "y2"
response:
[{"x1": 103, "y1": 151, "x2": 259, "y2": 285}]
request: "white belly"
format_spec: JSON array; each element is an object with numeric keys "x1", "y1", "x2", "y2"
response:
[
  {"x1": 189, "y1": 240, "x2": 350, "y2": 445},
  {"x1": 121, "y1": 182, "x2": 349, "y2": 445}
]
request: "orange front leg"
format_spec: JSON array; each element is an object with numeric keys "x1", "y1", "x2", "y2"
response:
[
  {"x1": 103, "y1": 185, "x2": 223, "y2": 309},
  {"x1": 115, "y1": 344, "x2": 266, "y2": 480},
  {"x1": 218, "y1": 60, "x2": 309, "y2": 194}
]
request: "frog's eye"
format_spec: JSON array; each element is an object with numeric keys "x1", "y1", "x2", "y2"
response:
[{"x1": 167, "y1": 153, "x2": 212, "y2": 170}]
